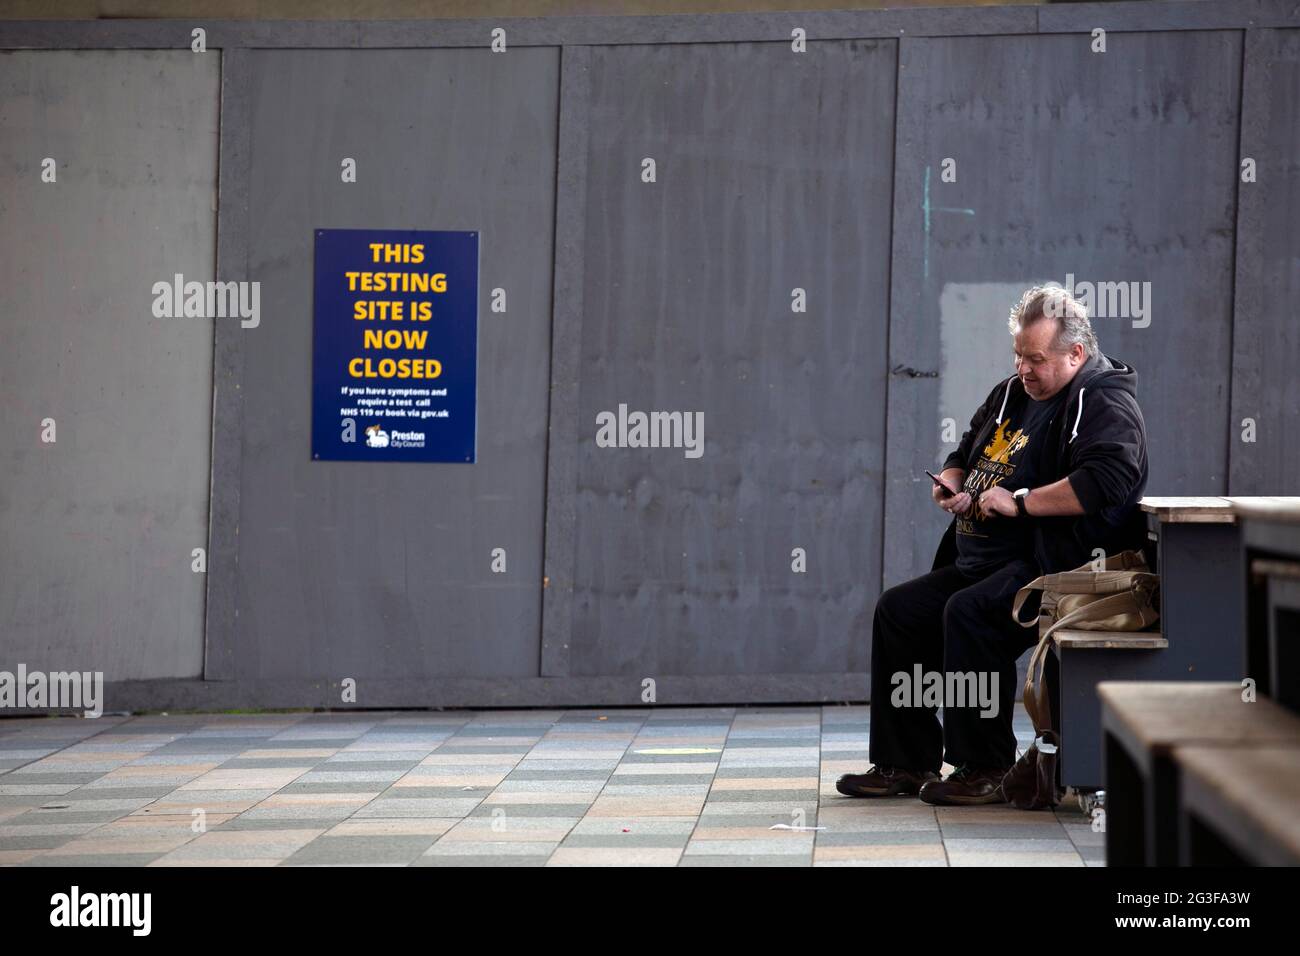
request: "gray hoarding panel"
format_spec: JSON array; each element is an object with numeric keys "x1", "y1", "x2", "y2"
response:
[
  {"x1": 225, "y1": 48, "x2": 557, "y2": 681},
  {"x1": 0, "y1": 50, "x2": 217, "y2": 680},
  {"x1": 885, "y1": 31, "x2": 1243, "y2": 586},
  {"x1": 1230, "y1": 29, "x2": 1300, "y2": 494},
  {"x1": 570, "y1": 40, "x2": 897, "y2": 682}
]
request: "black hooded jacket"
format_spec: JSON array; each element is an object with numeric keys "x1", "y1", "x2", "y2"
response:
[{"x1": 932, "y1": 352, "x2": 1149, "y2": 576}]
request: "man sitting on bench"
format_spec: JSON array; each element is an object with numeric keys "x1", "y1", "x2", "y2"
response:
[{"x1": 838, "y1": 285, "x2": 1150, "y2": 805}]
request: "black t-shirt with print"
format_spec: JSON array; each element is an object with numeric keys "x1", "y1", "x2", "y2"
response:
[{"x1": 954, "y1": 388, "x2": 1068, "y2": 576}]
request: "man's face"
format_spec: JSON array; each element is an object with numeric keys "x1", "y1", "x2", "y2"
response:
[{"x1": 1013, "y1": 318, "x2": 1086, "y2": 401}]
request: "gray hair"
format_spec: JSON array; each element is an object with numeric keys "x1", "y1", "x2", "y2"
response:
[{"x1": 1007, "y1": 285, "x2": 1099, "y2": 358}]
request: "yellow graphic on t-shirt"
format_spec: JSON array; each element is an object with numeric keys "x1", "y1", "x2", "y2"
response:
[
  {"x1": 957, "y1": 418, "x2": 1032, "y2": 537},
  {"x1": 982, "y1": 418, "x2": 1029, "y2": 465}
]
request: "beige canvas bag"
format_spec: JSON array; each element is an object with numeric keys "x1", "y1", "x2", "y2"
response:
[{"x1": 1011, "y1": 549, "x2": 1160, "y2": 734}]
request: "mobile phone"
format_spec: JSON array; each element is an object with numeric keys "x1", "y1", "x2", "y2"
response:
[{"x1": 925, "y1": 469, "x2": 956, "y2": 498}]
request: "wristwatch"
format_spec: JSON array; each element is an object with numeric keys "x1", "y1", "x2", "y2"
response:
[{"x1": 1013, "y1": 487, "x2": 1031, "y2": 517}]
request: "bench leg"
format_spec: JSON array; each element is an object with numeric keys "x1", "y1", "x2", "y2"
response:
[
  {"x1": 1146, "y1": 758, "x2": 1180, "y2": 867},
  {"x1": 1103, "y1": 730, "x2": 1144, "y2": 866},
  {"x1": 1180, "y1": 810, "x2": 1247, "y2": 866}
]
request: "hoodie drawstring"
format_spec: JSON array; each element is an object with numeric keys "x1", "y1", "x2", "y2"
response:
[
  {"x1": 1069, "y1": 387, "x2": 1086, "y2": 443},
  {"x1": 997, "y1": 375, "x2": 1014, "y2": 423}
]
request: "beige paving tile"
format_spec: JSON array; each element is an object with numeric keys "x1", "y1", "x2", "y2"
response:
[
  {"x1": 151, "y1": 828, "x2": 325, "y2": 863},
  {"x1": 133, "y1": 794, "x2": 274, "y2": 815},
  {"x1": 815, "y1": 844, "x2": 948, "y2": 862}
]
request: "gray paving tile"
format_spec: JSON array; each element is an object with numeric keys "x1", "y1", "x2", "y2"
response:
[
  {"x1": 0, "y1": 833, "x2": 85, "y2": 849},
  {"x1": 283, "y1": 835, "x2": 437, "y2": 865},
  {"x1": 505, "y1": 769, "x2": 611, "y2": 781},
  {"x1": 4, "y1": 772, "x2": 106, "y2": 785},
  {"x1": 212, "y1": 817, "x2": 350, "y2": 831},
  {"x1": 277, "y1": 780, "x2": 392, "y2": 794},
  {"x1": 468, "y1": 803, "x2": 592, "y2": 818},
  {"x1": 5, "y1": 809, "x2": 134, "y2": 826},
  {"x1": 218, "y1": 758, "x2": 336, "y2": 769},
  {"x1": 560, "y1": 834, "x2": 687, "y2": 849}
]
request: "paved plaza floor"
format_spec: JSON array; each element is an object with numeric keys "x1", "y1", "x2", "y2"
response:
[{"x1": 0, "y1": 706, "x2": 1101, "y2": 866}]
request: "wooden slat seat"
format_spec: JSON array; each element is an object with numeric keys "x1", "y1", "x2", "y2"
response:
[
  {"x1": 1099, "y1": 681, "x2": 1300, "y2": 758},
  {"x1": 1177, "y1": 744, "x2": 1300, "y2": 865},
  {"x1": 1225, "y1": 496, "x2": 1300, "y2": 523},
  {"x1": 1054, "y1": 628, "x2": 1166, "y2": 650},
  {"x1": 1140, "y1": 496, "x2": 1237, "y2": 524},
  {"x1": 1099, "y1": 681, "x2": 1300, "y2": 865}
]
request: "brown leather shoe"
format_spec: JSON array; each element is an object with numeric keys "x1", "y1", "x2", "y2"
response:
[
  {"x1": 836, "y1": 765, "x2": 939, "y2": 797},
  {"x1": 918, "y1": 765, "x2": 1009, "y2": 806}
]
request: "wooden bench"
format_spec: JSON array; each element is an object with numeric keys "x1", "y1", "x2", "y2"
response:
[
  {"x1": 1229, "y1": 497, "x2": 1300, "y2": 711},
  {"x1": 1051, "y1": 628, "x2": 1166, "y2": 793},
  {"x1": 1177, "y1": 745, "x2": 1300, "y2": 865},
  {"x1": 1046, "y1": 498, "x2": 1246, "y2": 794},
  {"x1": 1098, "y1": 681, "x2": 1300, "y2": 866},
  {"x1": 1139, "y1": 501, "x2": 1245, "y2": 670}
]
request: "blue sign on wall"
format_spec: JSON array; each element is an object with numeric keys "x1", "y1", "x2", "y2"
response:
[{"x1": 312, "y1": 228, "x2": 479, "y2": 462}]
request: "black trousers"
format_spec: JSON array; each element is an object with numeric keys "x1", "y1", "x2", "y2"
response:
[{"x1": 867, "y1": 558, "x2": 1042, "y2": 773}]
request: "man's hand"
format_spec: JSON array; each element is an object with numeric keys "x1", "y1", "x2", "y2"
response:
[
  {"x1": 978, "y1": 485, "x2": 1018, "y2": 519},
  {"x1": 933, "y1": 468, "x2": 973, "y2": 517}
]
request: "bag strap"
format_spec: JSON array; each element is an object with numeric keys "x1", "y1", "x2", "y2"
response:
[
  {"x1": 1022, "y1": 629, "x2": 1054, "y2": 732},
  {"x1": 1021, "y1": 588, "x2": 1157, "y2": 734},
  {"x1": 1012, "y1": 576, "x2": 1048, "y2": 627}
]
